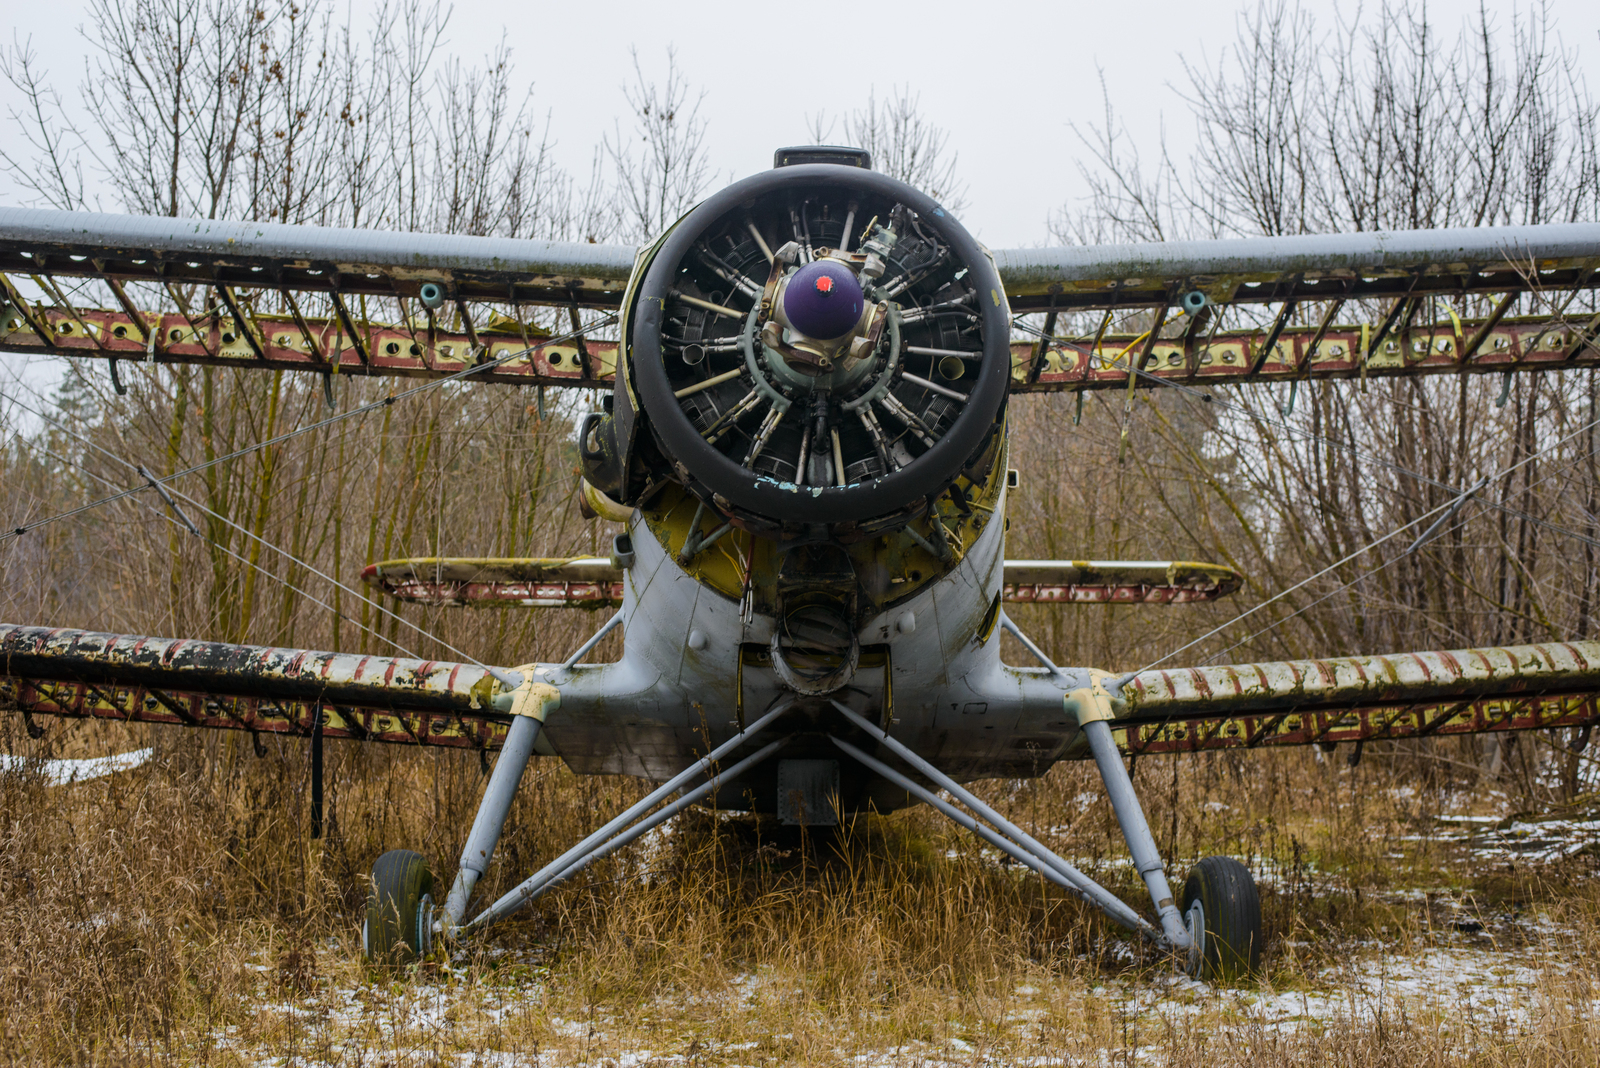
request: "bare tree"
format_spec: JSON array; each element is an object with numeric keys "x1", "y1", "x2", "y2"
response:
[
  {"x1": 808, "y1": 86, "x2": 968, "y2": 211},
  {"x1": 601, "y1": 47, "x2": 712, "y2": 242},
  {"x1": 1, "y1": 0, "x2": 583, "y2": 240},
  {"x1": 1035, "y1": 0, "x2": 1600, "y2": 793},
  {"x1": 1058, "y1": 0, "x2": 1600, "y2": 242}
]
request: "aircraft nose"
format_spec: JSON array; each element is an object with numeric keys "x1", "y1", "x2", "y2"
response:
[{"x1": 782, "y1": 260, "x2": 863, "y2": 340}]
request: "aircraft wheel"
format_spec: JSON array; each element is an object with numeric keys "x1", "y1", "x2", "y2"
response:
[
  {"x1": 363, "y1": 849, "x2": 435, "y2": 965},
  {"x1": 1181, "y1": 856, "x2": 1262, "y2": 982}
]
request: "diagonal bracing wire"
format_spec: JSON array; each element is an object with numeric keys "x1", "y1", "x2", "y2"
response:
[
  {"x1": 2, "y1": 387, "x2": 518, "y2": 676},
  {"x1": 15, "y1": 433, "x2": 426, "y2": 662},
  {"x1": 0, "y1": 312, "x2": 617, "y2": 545},
  {"x1": 1197, "y1": 445, "x2": 1596, "y2": 666},
  {"x1": 1107, "y1": 446, "x2": 1600, "y2": 752},
  {"x1": 1125, "y1": 408, "x2": 1600, "y2": 678}
]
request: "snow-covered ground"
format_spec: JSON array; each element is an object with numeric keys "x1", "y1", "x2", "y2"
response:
[{"x1": 212, "y1": 924, "x2": 1585, "y2": 1067}]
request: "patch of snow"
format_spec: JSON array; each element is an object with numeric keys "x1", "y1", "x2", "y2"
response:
[{"x1": 0, "y1": 747, "x2": 153, "y2": 786}]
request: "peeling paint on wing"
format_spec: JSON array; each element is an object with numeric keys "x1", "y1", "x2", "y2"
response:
[{"x1": 1124, "y1": 640, "x2": 1600, "y2": 720}]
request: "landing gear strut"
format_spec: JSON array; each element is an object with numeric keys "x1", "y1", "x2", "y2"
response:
[
  {"x1": 828, "y1": 604, "x2": 1263, "y2": 982},
  {"x1": 359, "y1": 626, "x2": 799, "y2": 964}
]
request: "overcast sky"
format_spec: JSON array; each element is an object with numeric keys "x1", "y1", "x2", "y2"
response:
[{"x1": 3, "y1": 0, "x2": 1598, "y2": 248}]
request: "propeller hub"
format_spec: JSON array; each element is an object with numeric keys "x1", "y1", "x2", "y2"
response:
[{"x1": 782, "y1": 260, "x2": 864, "y2": 340}]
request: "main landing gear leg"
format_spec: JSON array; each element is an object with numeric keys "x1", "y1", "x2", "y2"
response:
[
  {"x1": 441, "y1": 709, "x2": 546, "y2": 926},
  {"x1": 1010, "y1": 614, "x2": 1261, "y2": 980},
  {"x1": 362, "y1": 669, "x2": 558, "y2": 965},
  {"x1": 361, "y1": 696, "x2": 800, "y2": 964},
  {"x1": 829, "y1": 679, "x2": 1260, "y2": 982},
  {"x1": 1068, "y1": 673, "x2": 1261, "y2": 981},
  {"x1": 1078, "y1": 712, "x2": 1191, "y2": 945}
]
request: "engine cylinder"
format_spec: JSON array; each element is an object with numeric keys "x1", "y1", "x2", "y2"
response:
[{"x1": 616, "y1": 163, "x2": 1011, "y2": 537}]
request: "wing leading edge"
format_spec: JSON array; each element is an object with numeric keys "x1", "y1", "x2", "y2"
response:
[
  {"x1": 0, "y1": 624, "x2": 513, "y2": 751},
  {"x1": 0, "y1": 207, "x2": 638, "y2": 306},
  {"x1": 993, "y1": 222, "x2": 1600, "y2": 313},
  {"x1": 1108, "y1": 640, "x2": 1600, "y2": 757}
]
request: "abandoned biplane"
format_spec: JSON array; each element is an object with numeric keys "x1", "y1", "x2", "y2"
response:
[{"x1": 4, "y1": 145, "x2": 1600, "y2": 981}]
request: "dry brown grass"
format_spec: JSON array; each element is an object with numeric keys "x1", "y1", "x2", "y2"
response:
[
  {"x1": 5, "y1": 340, "x2": 1598, "y2": 1067},
  {"x1": 4, "y1": 706, "x2": 1596, "y2": 1066}
]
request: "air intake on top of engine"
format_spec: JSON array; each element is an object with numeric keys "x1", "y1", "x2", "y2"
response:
[{"x1": 590, "y1": 160, "x2": 1011, "y2": 539}]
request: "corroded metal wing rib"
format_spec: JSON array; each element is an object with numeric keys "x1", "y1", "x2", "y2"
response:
[
  {"x1": 0, "y1": 624, "x2": 514, "y2": 750},
  {"x1": 361, "y1": 556, "x2": 1243, "y2": 608},
  {"x1": 1109, "y1": 640, "x2": 1600, "y2": 756},
  {"x1": 362, "y1": 557, "x2": 624, "y2": 607},
  {"x1": 996, "y1": 222, "x2": 1600, "y2": 392},
  {"x1": 1002, "y1": 560, "x2": 1241, "y2": 605}
]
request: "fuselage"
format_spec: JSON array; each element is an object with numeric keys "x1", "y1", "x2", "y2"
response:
[{"x1": 540, "y1": 429, "x2": 1088, "y2": 815}]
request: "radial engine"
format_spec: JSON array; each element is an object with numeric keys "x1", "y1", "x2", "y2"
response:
[{"x1": 579, "y1": 151, "x2": 1014, "y2": 695}]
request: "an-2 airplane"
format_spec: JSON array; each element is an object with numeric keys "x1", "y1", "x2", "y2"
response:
[{"x1": 4, "y1": 146, "x2": 1600, "y2": 982}]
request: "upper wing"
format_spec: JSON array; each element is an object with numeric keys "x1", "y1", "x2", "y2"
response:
[
  {"x1": 1106, "y1": 639, "x2": 1600, "y2": 757},
  {"x1": 3, "y1": 209, "x2": 1597, "y2": 391},
  {"x1": 997, "y1": 222, "x2": 1600, "y2": 393},
  {"x1": 994, "y1": 223, "x2": 1600, "y2": 312},
  {"x1": 0, "y1": 207, "x2": 637, "y2": 306},
  {"x1": 0, "y1": 206, "x2": 636, "y2": 389}
]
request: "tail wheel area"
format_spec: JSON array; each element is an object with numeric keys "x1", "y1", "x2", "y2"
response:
[
  {"x1": 363, "y1": 849, "x2": 435, "y2": 965},
  {"x1": 1181, "y1": 856, "x2": 1262, "y2": 982}
]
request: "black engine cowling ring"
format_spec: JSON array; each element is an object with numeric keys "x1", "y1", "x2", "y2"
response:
[{"x1": 631, "y1": 164, "x2": 1010, "y2": 529}]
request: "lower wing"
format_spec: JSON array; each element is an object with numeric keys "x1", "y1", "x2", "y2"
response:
[
  {"x1": 1110, "y1": 641, "x2": 1600, "y2": 756},
  {"x1": 4, "y1": 624, "x2": 1597, "y2": 760}
]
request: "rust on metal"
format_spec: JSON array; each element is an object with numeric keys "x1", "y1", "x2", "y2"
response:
[
  {"x1": 4, "y1": 299, "x2": 1593, "y2": 394},
  {"x1": 1113, "y1": 692, "x2": 1600, "y2": 756},
  {"x1": 1111, "y1": 639, "x2": 1600, "y2": 755},
  {"x1": 363, "y1": 557, "x2": 1243, "y2": 609},
  {"x1": 1001, "y1": 560, "x2": 1243, "y2": 605},
  {"x1": 1010, "y1": 315, "x2": 1600, "y2": 393},
  {"x1": 3, "y1": 676, "x2": 512, "y2": 750},
  {"x1": 362, "y1": 557, "x2": 623, "y2": 608},
  {"x1": 0, "y1": 302, "x2": 619, "y2": 387},
  {"x1": 0, "y1": 625, "x2": 509, "y2": 750}
]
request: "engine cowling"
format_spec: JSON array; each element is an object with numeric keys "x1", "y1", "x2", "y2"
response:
[{"x1": 589, "y1": 162, "x2": 1012, "y2": 540}]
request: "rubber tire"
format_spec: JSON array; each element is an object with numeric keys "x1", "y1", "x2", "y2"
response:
[
  {"x1": 364, "y1": 849, "x2": 434, "y2": 965},
  {"x1": 1181, "y1": 856, "x2": 1262, "y2": 982}
]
